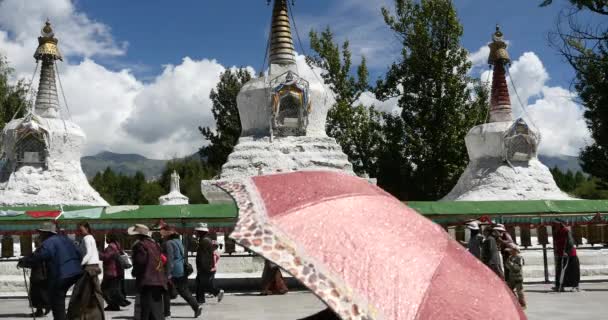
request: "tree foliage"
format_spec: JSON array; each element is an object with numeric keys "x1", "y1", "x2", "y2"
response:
[
  {"x1": 199, "y1": 68, "x2": 252, "y2": 172},
  {"x1": 550, "y1": 166, "x2": 608, "y2": 199},
  {"x1": 0, "y1": 55, "x2": 28, "y2": 132},
  {"x1": 375, "y1": 0, "x2": 488, "y2": 200},
  {"x1": 308, "y1": 28, "x2": 384, "y2": 176},
  {"x1": 540, "y1": 1, "x2": 608, "y2": 187}
]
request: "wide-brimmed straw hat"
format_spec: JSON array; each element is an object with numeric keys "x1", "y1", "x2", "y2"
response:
[
  {"x1": 36, "y1": 222, "x2": 57, "y2": 234},
  {"x1": 493, "y1": 224, "x2": 506, "y2": 232},
  {"x1": 465, "y1": 221, "x2": 480, "y2": 230},
  {"x1": 127, "y1": 224, "x2": 151, "y2": 237},
  {"x1": 194, "y1": 222, "x2": 209, "y2": 232}
]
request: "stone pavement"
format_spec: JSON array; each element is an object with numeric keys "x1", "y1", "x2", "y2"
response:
[{"x1": 0, "y1": 283, "x2": 606, "y2": 319}]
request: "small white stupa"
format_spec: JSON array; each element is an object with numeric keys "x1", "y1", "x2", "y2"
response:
[
  {"x1": 202, "y1": 0, "x2": 356, "y2": 202},
  {"x1": 159, "y1": 171, "x2": 189, "y2": 205},
  {"x1": 443, "y1": 26, "x2": 571, "y2": 201},
  {"x1": 0, "y1": 21, "x2": 108, "y2": 206}
]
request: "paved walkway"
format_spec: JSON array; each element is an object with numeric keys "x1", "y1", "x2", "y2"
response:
[{"x1": 0, "y1": 283, "x2": 606, "y2": 319}]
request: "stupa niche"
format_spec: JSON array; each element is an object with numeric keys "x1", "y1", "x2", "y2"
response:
[
  {"x1": 202, "y1": 0, "x2": 357, "y2": 202},
  {"x1": 443, "y1": 26, "x2": 572, "y2": 201},
  {"x1": 159, "y1": 171, "x2": 189, "y2": 205},
  {"x1": 0, "y1": 21, "x2": 108, "y2": 206}
]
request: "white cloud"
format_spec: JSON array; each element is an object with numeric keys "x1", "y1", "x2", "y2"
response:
[
  {"x1": 0, "y1": 0, "x2": 231, "y2": 159},
  {"x1": 469, "y1": 46, "x2": 591, "y2": 156}
]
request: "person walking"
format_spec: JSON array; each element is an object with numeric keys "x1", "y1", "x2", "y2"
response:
[
  {"x1": 494, "y1": 224, "x2": 514, "y2": 282},
  {"x1": 100, "y1": 233, "x2": 130, "y2": 311},
  {"x1": 260, "y1": 259, "x2": 288, "y2": 295},
  {"x1": 68, "y1": 222, "x2": 105, "y2": 320},
  {"x1": 481, "y1": 226, "x2": 504, "y2": 279},
  {"x1": 129, "y1": 224, "x2": 168, "y2": 320},
  {"x1": 552, "y1": 220, "x2": 580, "y2": 292},
  {"x1": 504, "y1": 243, "x2": 526, "y2": 309},
  {"x1": 160, "y1": 225, "x2": 202, "y2": 319},
  {"x1": 194, "y1": 223, "x2": 224, "y2": 304},
  {"x1": 23, "y1": 237, "x2": 51, "y2": 317},
  {"x1": 465, "y1": 221, "x2": 483, "y2": 259},
  {"x1": 18, "y1": 222, "x2": 83, "y2": 320}
]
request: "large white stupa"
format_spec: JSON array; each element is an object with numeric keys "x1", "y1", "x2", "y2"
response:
[
  {"x1": 0, "y1": 21, "x2": 108, "y2": 206},
  {"x1": 202, "y1": 0, "x2": 355, "y2": 202},
  {"x1": 443, "y1": 26, "x2": 571, "y2": 201}
]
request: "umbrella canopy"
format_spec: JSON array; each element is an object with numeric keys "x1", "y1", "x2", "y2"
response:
[{"x1": 216, "y1": 171, "x2": 526, "y2": 320}]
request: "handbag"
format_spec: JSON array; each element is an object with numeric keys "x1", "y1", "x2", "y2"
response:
[
  {"x1": 184, "y1": 260, "x2": 194, "y2": 277},
  {"x1": 117, "y1": 251, "x2": 132, "y2": 269}
]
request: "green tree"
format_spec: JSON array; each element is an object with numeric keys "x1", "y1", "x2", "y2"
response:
[
  {"x1": 539, "y1": 1, "x2": 608, "y2": 187},
  {"x1": 138, "y1": 181, "x2": 165, "y2": 205},
  {"x1": 199, "y1": 69, "x2": 252, "y2": 172},
  {"x1": 160, "y1": 157, "x2": 215, "y2": 204},
  {"x1": 376, "y1": 0, "x2": 487, "y2": 200},
  {"x1": 0, "y1": 55, "x2": 28, "y2": 132},
  {"x1": 308, "y1": 28, "x2": 384, "y2": 176}
]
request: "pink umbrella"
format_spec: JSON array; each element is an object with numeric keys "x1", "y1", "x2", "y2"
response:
[{"x1": 216, "y1": 171, "x2": 526, "y2": 320}]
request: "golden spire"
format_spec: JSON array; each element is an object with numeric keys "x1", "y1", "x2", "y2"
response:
[
  {"x1": 487, "y1": 24, "x2": 510, "y2": 65},
  {"x1": 269, "y1": 0, "x2": 295, "y2": 65},
  {"x1": 34, "y1": 20, "x2": 62, "y2": 61}
]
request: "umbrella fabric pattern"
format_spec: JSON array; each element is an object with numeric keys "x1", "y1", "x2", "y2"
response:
[{"x1": 216, "y1": 171, "x2": 526, "y2": 320}]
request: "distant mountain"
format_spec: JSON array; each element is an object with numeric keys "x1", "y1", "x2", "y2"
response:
[
  {"x1": 538, "y1": 154, "x2": 583, "y2": 173},
  {"x1": 81, "y1": 151, "x2": 169, "y2": 180}
]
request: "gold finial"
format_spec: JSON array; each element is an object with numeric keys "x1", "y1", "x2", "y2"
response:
[
  {"x1": 34, "y1": 20, "x2": 62, "y2": 61},
  {"x1": 488, "y1": 24, "x2": 510, "y2": 65},
  {"x1": 268, "y1": 0, "x2": 295, "y2": 65}
]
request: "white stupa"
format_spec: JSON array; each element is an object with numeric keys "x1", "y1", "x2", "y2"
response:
[
  {"x1": 202, "y1": 0, "x2": 355, "y2": 202},
  {"x1": 443, "y1": 26, "x2": 572, "y2": 201},
  {"x1": 0, "y1": 21, "x2": 108, "y2": 206},
  {"x1": 159, "y1": 171, "x2": 189, "y2": 205}
]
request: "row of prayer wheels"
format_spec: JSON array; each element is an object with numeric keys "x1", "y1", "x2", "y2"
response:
[
  {"x1": 0, "y1": 229, "x2": 238, "y2": 258},
  {"x1": 452, "y1": 224, "x2": 608, "y2": 248}
]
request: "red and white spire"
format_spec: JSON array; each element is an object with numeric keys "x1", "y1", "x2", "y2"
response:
[{"x1": 487, "y1": 25, "x2": 512, "y2": 123}]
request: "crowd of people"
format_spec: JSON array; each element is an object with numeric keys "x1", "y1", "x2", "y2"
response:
[
  {"x1": 465, "y1": 219, "x2": 581, "y2": 310},
  {"x1": 17, "y1": 221, "x2": 225, "y2": 320}
]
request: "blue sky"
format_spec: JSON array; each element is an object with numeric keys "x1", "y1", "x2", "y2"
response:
[
  {"x1": 0, "y1": 0, "x2": 592, "y2": 159},
  {"x1": 76, "y1": 0, "x2": 573, "y2": 87}
]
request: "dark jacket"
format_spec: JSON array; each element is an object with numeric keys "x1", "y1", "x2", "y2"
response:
[
  {"x1": 100, "y1": 242, "x2": 123, "y2": 279},
  {"x1": 481, "y1": 235, "x2": 504, "y2": 279},
  {"x1": 21, "y1": 234, "x2": 83, "y2": 287},
  {"x1": 131, "y1": 238, "x2": 168, "y2": 289},
  {"x1": 196, "y1": 237, "x2": 214, "y2": 274}
]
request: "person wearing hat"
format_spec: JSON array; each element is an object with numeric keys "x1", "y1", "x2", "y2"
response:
[
  {"x1": 128, "y1": 224, "x2": 169, "y2": 320},
  {"x1": 552, "y1": 219, "x2": 580, "y2": 292},
  {"x1": 493, "y1": 224, "x2": 514, "y2": 282},
  {"x1": 504, "y1": 243, "x2": 526, "y2": 309},
  {"x1": 465, "y1": 221, "x2": 483, "y2": 260},
  {"x1": 160, "y1": 225, "x2": 202, "y2": 319},
  {"x1": 194, "y1": 223, "x2": 224, "y2": 304},
  {"x1": 481, "y1": 225, "x2": 504, "y2": 279},
  {"x1": 18, "y1": 222, "x2": 83, "y2": 320}
]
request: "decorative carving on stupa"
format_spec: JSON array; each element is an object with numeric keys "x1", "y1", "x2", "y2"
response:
[
  {"x1": 159, "y1": 171, "x2": 189, "y2": 205},
  {"x1": 443, "y1": 26, "x2": 571, "y2": 201},
  {"x1": 202, "y1": 0, "x2": 358, "y2": 202},
  {"x1": 0, "y1": 21, "x2": 108, "y2": 206}
]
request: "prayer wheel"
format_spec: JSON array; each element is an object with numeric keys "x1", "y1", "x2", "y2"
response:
[
  {"x1": 600, "y1": 224, "x2": 608, "y2": 244},
  {"x1": 520, "y1": 225, "x2": 532, "y2": 248},
  {"x1": 224, "y1": 232, "x2": 236, "y2": 255},
  {"x1": 1, "y1": 235, "x2": 14, "y2": 258},
  {"x1": 587, "y1": 225, "x2": 602, "y2": 245},
  {"x1": 573, "y1": 225, "x2": 584, "y2": 246},
  {"x1": 537, "y1": 226, "x2": 549, "y2": 245},
  {"x1": 95, "y1": 233, "x2": 105, "y2": 251},
  {"x1": 506, "y1": 226, "x2": 517, "y2": 244},
  {"x1": 20, "y1": 234, "x2": 33, "y2": 256},
  {"x1": 455, "y1": 226, "x2": 465, "y2": 243}
]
